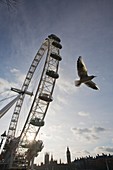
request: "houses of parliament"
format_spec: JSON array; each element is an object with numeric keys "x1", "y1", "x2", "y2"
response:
[{"x1": 35, "y1": 147, "x2": 113, "y2": 170}]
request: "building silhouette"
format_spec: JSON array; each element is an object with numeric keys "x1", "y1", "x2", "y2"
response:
[
  {"x1": 35, "y1": 148, "x2": 113, "y2": 170},
  {"x1": 74, "y1": 153, "x2": 113, "y2": 170},
  {"x1": 66, "y1": 147, "x2": 71, "y2": 164},
  {"x1": 44, "y1": 152, "x2": 49, "y2": 164}
]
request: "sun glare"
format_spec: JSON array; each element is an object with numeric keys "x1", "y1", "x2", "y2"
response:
[{"x1": 26, "y1": 133, "x2": 35, "y2": 143}]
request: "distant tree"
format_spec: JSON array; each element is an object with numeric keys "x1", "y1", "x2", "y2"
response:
[{"x1": 0, "y1": 0, "x2": 18, "y2": 10}]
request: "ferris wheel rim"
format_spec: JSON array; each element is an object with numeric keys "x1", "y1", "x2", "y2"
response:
[
  {"x1": 19, "y1": 35, "x2": 62, "y2": 144},
  {"x1": 1, "y1": 34, "x2": 62, "y2": 169}
]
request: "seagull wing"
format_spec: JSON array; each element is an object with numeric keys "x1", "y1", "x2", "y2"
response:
[
  {"x1": 84, "y1": 81, "x2": 99, "y2": 90},
  {"x1": 77, "y1": 56, "x2": 88, "y2": 78}
]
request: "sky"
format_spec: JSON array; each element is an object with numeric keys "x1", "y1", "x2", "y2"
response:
[{"x1": 0, "y1": 0, "x2": 113, "y2": 165}]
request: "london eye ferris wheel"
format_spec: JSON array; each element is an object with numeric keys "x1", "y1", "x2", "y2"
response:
[{"x1": 0, "y1": 34, "x2": 62, "y2": 169}]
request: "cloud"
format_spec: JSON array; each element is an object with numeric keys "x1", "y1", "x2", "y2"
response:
[
  {"x1": 48, "y1": 124, "x2": 63, "y2": 133},
  {"x1": 40, "y1": 124, "x2": 65, "y2": 144},
  {"x1": 72, "y1": 127, "x2": 91, "y2": 134},
  {"x1": 56, "y1": 69, "x2": 77, "y2": 95},
  {"x1": 48, "y1": 101, "x2": 62, "y2": 116},
  {"x1": 10, "y1": 68, "x2": 19, "y2": 73},
  {"x1": 10, "y1": 68, "x2": 26, "y2": 84},
  {"x1": 0, "y1": 68, "x2": 26, "y2": 107},
  {"x1": 77, "y1": 111, "x2": 90, "y2": 116},
  {"x1": 71, "y1": 126, "x2": 106, "y2": 142},
  {"x1": 57, "y1": 78, "x2": 74, "y2": 94},
  {"x1": 75, "y1": 150, "x2": 90, "y2": 158},
  {"x1": 0, "y1": 77, "x2": 16, "y2": 94},
  {"x1": 92, "y1": 127, "x2": 105, "y2": 133},
  {"x1": 94, "y1": 146, "x2": 113, "y2": 154},
  {"x1": 0, "y1": 68, "x2": 25, "y2": 94},
  {"x1": 56, "y1": 95, "x2": 68, "y2": 105},
  {"x1": 85, "y1": 134, "x2": 99, "y2": 141}
]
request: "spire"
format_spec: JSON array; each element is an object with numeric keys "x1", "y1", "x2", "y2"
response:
[
  {"x1": 50, "y1": 154, "x2": 53, "y2": 162},
  {"x1": 44, "y1": 152, "x2": 49, "y2": 164},
  {"x1": 66, "y1": 147, "x2": 71, "y2": 164}
]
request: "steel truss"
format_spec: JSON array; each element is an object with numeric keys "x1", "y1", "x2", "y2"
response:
[{"x1": 1, "y1": 34, "x2": 62, "y2": 169}]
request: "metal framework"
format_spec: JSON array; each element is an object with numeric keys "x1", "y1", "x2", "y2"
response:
[
  {"x1": 1, "y1": 34, "x2": 62, "y2": 169},
  {"x1": 7, "y1": 40, "x2": 48, "y2": 139}
]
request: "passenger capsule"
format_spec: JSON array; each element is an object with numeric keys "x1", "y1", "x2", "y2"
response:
[
  {"x1": 39, "y1": 93, "x2": 53, "y2": 102},
  {"x1": 30, "y1": 118, "x2": 44, "y2": 127},
  {"x1": 50, "y1": 53, "x2": 62, "y2": 61},
  {"x1": 52, "y1": 41, "x2": 62, "y2": 49},
  {"x1": 46, "y1": 70, "x2": 59, "y2": 79},
  {"x1": 48, "y1": 34, "x2": 61, "y2": 42}
]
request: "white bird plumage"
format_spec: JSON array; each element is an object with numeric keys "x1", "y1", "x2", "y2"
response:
[{"x1": 75, "y1": 56, "x2": 99, "y2": 90}]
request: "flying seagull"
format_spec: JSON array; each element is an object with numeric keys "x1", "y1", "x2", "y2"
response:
[{"x1": 75, "y1": 56, "x2": 99, "y2": 90}]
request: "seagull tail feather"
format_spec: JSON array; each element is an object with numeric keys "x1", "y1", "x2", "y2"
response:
[{"x1": 75, "y1": 80, "x2": 81, "y2": 86}]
